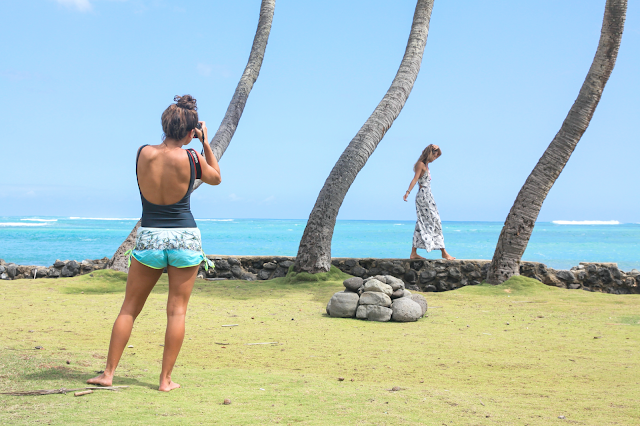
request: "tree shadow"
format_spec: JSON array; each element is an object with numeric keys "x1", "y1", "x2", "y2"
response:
[{"x1": 58, "y1": 269, "x2": 343, "y2": 304}]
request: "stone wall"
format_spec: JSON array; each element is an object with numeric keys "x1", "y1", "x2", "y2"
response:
[
  {"x1": 2, "y1": 255, "x2": 638, "y2": 295},
  {"x1": 203, "y1": 256, "x2": 640, "y2": 295},
  {"x1": 0, "y1": 258, "x2": 109, "y2": 280}
]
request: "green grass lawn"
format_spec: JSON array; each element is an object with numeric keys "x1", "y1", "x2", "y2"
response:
[{"x1": 1, "y1": 269, "x2": 639, "y2": 425}]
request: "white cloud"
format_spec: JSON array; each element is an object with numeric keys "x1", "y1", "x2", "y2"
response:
[
  {"x1": 197, "y1": 63, "x2": 231, "y2": 78},
  {"x1": 55, "y1": 0, "x2": 93, "y2": 12},
  {"x1": 197, "y1": 63, "x2": 212, "y2": 77}
]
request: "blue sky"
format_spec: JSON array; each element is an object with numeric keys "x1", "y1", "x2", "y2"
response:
[{"x1": 1, "y1": 0, "x2": 638, "y2": 222}]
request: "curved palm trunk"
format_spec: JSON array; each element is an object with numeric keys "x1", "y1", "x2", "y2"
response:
[
  {"x1": 293, "y1": 0, "x2": 434, "y2": 274},
  {"x1": 486, "y1": 0, "x2": 627, "y2": 284},
  {"x1": 108, "y1": 0, "x2": 276, "y2": 272}
]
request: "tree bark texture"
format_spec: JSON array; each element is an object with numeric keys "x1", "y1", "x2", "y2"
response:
[
  {"x1": 107, "y1": 0, "x2": 276, "y2": 273},
  {"x1": 293, "y1": 0, "x2": 434, "y2": 274},
  {"x1": 486, "y1": 0, "x2": 627, "y2": 284}
]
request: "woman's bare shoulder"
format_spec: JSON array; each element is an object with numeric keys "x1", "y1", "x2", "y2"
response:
[{"x1": 137, "y1": 144, "x2": 164, "y2": 158}]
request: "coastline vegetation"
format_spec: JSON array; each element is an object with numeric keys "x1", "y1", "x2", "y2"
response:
[{"x1": 1, "y1": 271, "x2": 638, "y2": 425}]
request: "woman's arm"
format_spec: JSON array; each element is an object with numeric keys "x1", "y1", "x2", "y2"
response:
[
  {"x1": 195, "y1": 121, "x2": 222, "y2": 186},
  {"x1": 403, "y1": 163, "x2": 425, "y2": 202}
]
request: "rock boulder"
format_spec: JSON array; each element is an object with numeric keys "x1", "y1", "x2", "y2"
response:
[
  {"x1": 390, "y1": 289, "x2": 404, "y2": 299},
  {"x1": 359, "y1": 292, "x2": 392, "y2": 307},
  {"x1": 328, "y1": 292, "x2": 359, "y2": 318},
  {"x1": 343, "y1": 277, "x2": 363, "y2": 292},
  {"x1": 363, "y1": 279, "x2": 393, "y2": 296},
  {"x1": 410, "y1": 294, "x2": 428, "y2": 317},
  {"x1": 367, "y1": 306, "x2": 393, "y2": 322},
  {"x1": 385, "y1": 275, "x2": 405, "y2": 291},
  {"x1": 356, "y1": 305, "x2": 369, "y2": 319},
  {"x1": 391, "y1": 298, "x2": 423, "y2": 322}
]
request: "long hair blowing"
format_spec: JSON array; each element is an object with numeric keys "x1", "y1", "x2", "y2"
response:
[{"x1": 413, "y1": 144, "x2": 442, "y2": 174}]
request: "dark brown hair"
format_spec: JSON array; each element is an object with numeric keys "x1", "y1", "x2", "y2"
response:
[
  {"x1": 161, "y1": 95, "x2": 199, "y2": 141},
  {"x1": 413, "y1": 144, "x2": 442, "y2": 174}
]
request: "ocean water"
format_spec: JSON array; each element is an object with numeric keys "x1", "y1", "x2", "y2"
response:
[{"x1": 1, "y1": 217, "x2": 639, "y2": 271}]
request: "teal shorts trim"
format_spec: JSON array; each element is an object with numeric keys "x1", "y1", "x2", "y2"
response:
[{"x1": 132, "y1": 249, "x2": 206, "y2": 270}]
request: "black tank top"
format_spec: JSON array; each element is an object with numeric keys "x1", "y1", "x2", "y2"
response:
[{"x1": 136, "y1": 145, "x2": 197, "y2": 228}]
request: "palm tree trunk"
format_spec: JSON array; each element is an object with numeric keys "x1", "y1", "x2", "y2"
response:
[
  {"x1": 107, "y1": 0, "x2": 276, "y2": 272},
  {"x1": 293, "y1": 0, "x2": 434, "y2": 274},
  {"x1": 486, "y1": 0, "x2": 627, "y2": 284}
]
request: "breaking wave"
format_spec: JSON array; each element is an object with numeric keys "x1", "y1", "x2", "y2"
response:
[
  {"x1": 552, "y1": 220, "x2": 620, "y2": 225},
  {"x1": 20, "y1": 218, "x2": 58, "y2": 222},
  {"x1": 0, "y1": 222, "x2": 48, "y2": 227},
  {"x1": 69, "y1": 217, "x2": 138, "y2": 221}
]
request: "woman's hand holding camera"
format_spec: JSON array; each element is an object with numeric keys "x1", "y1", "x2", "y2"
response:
[{"x1": 194, "y1": 121, "x2": 208, "y2": 145}]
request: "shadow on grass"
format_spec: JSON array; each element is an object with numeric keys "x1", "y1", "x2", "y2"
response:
[
  {"x1": 460, "y1": 275, "x2": 558, "y2": 297},
  {"x1": 21, "y1": 367, "x2": 154, "y2": 389},
  {"x1": 1, "y1": 356, "x2": 157, "y2": 392},
  {"x1": 619, "y1": 315, "x2": 640, "y2": 325},
  {"x1": 60, "y1": 270, "x2": 129, "y2": 294},
  {"x1": 59, "y1": 267, "x2": 351, "y2": 304},
  {"x1": 25, "y1": 368, "x2": 156, "y2": 390}
]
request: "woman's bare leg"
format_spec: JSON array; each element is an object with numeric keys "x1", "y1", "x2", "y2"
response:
[
  {"x1": 158, "y1": 264, "x2": 198, "y2": 392},
  {"x1": 441, "y1": 248, "x2": 456, "y2": 260},
  {"x1": 410, "y1": 247, "x2": 426, "y2": 260},
  {"x1": 87, "y1": 258, "x2": 162, "y2": 386}
]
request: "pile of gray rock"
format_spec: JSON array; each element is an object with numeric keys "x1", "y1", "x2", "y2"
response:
[
  {"x1": 0, "y1": 258, "x2": 109, "y2": 280},
  {"x1": 326, "y1": 275, "x2": 427, "y2": 322}
]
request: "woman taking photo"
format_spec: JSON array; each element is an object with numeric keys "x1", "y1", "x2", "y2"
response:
[
  {"x1": 88, "y1": 95, "x2": 221, "y2": 392},
  {"x1": 403, "y1": 144, "x2": 455, "y2": 261}
]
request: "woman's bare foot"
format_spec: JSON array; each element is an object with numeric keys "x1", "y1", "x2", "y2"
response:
[
  {"x1": 159, "y1": 380, "x2": 181, "y2": 392},
  {"x1": 410, "y1": 247, "x2": 426, "y2": 260},
  {"x1": 441, "y1": 249, "x2": 455, "y2": 260},
  {"x1": 87, "y1": 372, "x2": 113, "y2": 387}
]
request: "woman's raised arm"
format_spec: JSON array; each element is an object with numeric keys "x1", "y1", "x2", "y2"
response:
[{"x1": 196, "y1": 121, "x2": 221, "y2": 186}]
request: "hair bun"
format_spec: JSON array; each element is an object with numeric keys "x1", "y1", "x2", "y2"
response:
[{"x1": 174, "y1": 95, "x2": 197, "y2": 111}]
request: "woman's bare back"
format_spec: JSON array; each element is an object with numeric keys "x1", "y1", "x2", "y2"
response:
[{"x1": 137, "y1": 144, "x2": 191, "y2": 205}]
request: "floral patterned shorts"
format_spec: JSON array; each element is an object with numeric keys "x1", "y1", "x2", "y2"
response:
[{"x1": 129, "y1": 227, "x2": 213, "y2": 270}]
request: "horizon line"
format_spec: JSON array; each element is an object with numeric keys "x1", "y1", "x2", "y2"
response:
[{"x1": 0, "y1": 216, "x2": 635, "y2": 225}]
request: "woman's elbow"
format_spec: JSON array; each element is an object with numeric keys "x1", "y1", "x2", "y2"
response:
[{"x1": 209, "y1": 173, "x2": 221, "y2": 186}]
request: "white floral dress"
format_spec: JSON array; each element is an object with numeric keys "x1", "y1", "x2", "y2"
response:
[{"x1": 412, "y1": 170, "x2": 445, "y2": 252}]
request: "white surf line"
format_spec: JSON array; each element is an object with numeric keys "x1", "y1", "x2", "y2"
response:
[
  {"x1": 552, "y1": 220, "x2": 620, "y2": 225},
  {"x1": 68, "y1": 217, "x2": 138, "y2": 220},
  {"x1": 0, "y1": 222, "x2": 48, "y2": 227}
]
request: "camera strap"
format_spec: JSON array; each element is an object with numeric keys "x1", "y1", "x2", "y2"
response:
[{"x1": 186, "y1": 148, "x2": 202, "y2": 180}]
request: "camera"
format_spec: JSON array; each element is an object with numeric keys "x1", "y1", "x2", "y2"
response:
[{"x1": 194, "y1": 122, "x2": 204, "y2": 141}]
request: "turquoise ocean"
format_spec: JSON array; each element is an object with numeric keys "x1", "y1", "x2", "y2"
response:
[{"x1": 0, "y1": 217, "x2": 638, "y2": 271}]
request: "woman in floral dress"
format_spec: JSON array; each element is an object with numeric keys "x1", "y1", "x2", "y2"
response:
[{"x1": 403, "y1": 144, "x2": 455, "y2": 260}]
